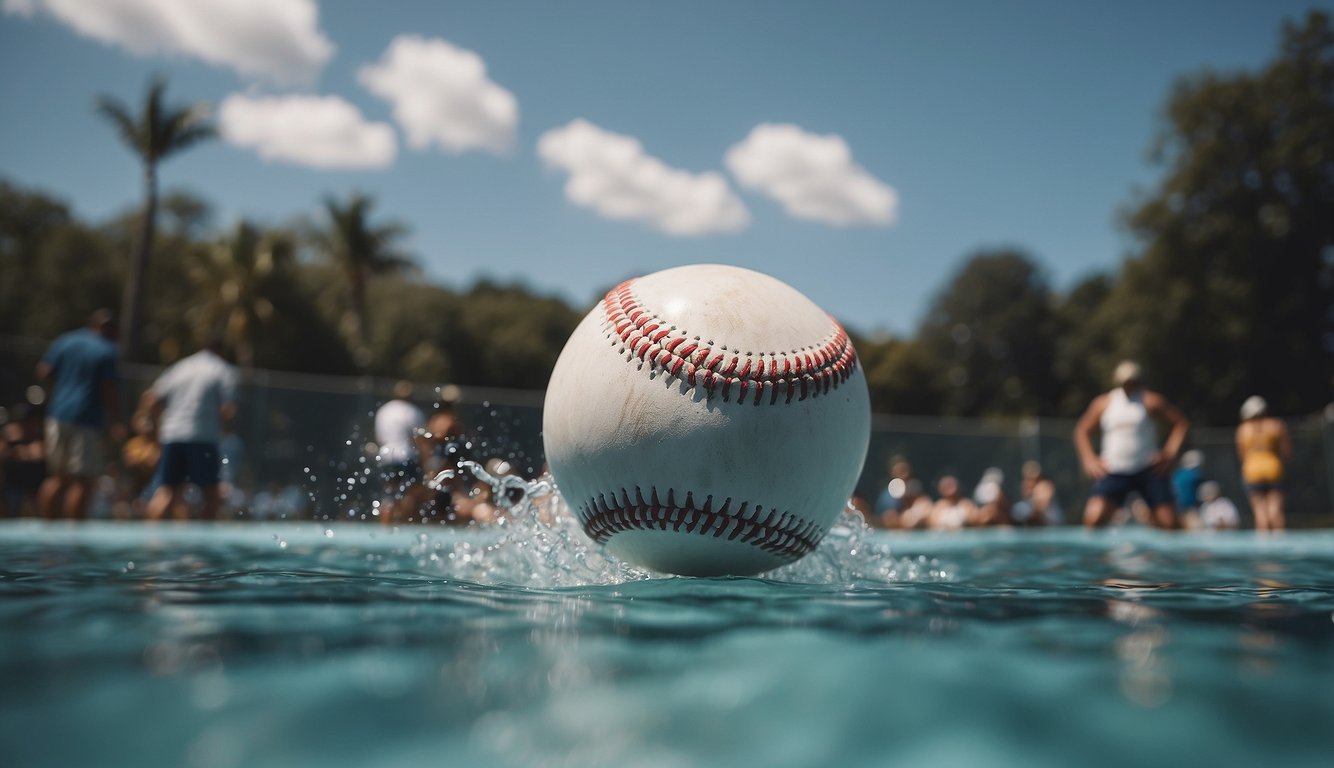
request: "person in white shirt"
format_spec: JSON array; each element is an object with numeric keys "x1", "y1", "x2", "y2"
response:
[
  {"x1": 143, "y1": 338, "x2": 239, "y2": 521},
  {"x1": 1197, "y1": 481, "x2": 1240, "y2": 531},
  {"x1": 1074, "y1": 361, "x2": 1190, "y2": 529},
  {"x1": 375, "y1": 380, "x2": 427, "y2": 525}
]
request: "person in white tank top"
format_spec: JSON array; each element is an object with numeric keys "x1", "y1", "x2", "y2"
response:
[{"x1": 1074, "y1": 361, "x2": 1190, "y2": 529}]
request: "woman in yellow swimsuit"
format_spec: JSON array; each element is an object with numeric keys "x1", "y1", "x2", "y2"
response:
[{"x1": 1235, "y1": 396, "x2": 1291, "y2": 532}]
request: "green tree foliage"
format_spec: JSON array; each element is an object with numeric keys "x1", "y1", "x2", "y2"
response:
[
  {"x1": 913, "y1": 249, "x2": 1060, "y2": 417},
  {"x1": 0, "y1": 181, "x2": 122, "y2": 338},
  {"x1": 95, "y1": 77, "x2": 215, "y2": 362},
  {"x1": 186, "y1": 221, "x2": 297, "y2": 368},
  {"x1": 1098, "y1": 10, "x2": 1334, "y2": 422},
  {"x1": 858, "y1": 335, "x2": 947, "y2": 416},
  {"x1": 1051, "y1": 273, "x2": 1116, "y2": 415},
  {"x1": 311, "y1": 192, "x2": 415, "y2": 365}
]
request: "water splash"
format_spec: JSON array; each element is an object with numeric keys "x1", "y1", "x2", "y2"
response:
[{"x1": 405, "y1": 461, "x2": 951, "y2": 588}]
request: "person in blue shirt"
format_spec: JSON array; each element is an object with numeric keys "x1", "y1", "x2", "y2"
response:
[
  {"x1": 36, "y1": 310, "x2": 125, "y2": 520},
  {"x1": 1171, "y1": 449, "x2": 1205, "y2": 519}
]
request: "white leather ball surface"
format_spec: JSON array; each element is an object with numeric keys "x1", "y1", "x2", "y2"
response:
[{"x1": 542, "y1": 264, "x2": 870, "y2": 576}]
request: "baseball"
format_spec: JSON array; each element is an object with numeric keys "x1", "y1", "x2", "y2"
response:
[{"x1": 542, "y1": 264, "x2": 870, "y2": 576}]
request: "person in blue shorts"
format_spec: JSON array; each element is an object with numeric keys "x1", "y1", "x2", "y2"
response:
[
  {"x1": 36, "y1": 310, "x2": 125, "y2": 520},
  {"x1": 143, "y1": 337, "x2": 239, "y2": 521},
  {"x1": 1074, "y1": 361, "x2": 1190, "y2": 529}
]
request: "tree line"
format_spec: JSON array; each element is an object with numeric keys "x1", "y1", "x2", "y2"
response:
[{"x1": 2, "y1": 12, "x2": 1330, "y2": 426}]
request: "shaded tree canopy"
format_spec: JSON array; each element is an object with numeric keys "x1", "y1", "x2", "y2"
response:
[
  {"x1": 1096, "y1": 10, "x2": 1334, "y2": 423},
  {"x1": 916, "y1": 249, "x2": 1060, "y2": 417}
]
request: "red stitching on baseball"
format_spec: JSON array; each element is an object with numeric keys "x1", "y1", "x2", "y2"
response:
[
  {"x1": 574, "y1": 485, "x2": 823, "y2": 563},
  {"x1": 601, "y1": 279, "x2": 859, "y2": 404}
]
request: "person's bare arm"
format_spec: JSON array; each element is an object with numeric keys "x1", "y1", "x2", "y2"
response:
[
  {"x1": 1145, "y1": 391, "x2": 1189, "y2": 474},
  {"x1": 1235, "y1": 424, "x2": 1247, "y2": 464},
  {"x1": 1276, "y1": 420, "x2": 1293, "y2": 461},
  {"x1": 1074, "y1": 395, "x2": 1109, "y2": 479}
]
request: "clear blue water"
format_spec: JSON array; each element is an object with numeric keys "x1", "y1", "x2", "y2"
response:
[{"x1": 3, "y1": 505, "x2": 1333, "y2": 768}]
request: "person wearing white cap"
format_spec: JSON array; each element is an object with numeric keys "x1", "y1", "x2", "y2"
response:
[
  {"x1": 1073, "y1": 360, "x2": 1191, "y2": 529},
  {"x1": 1235, "y1": 395, "x2": 1291, "y2": 531}
]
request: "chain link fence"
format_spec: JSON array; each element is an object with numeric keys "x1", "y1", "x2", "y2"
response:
[{"x1": 3, "y1": 335, "x2": 1331, "y2": 525}]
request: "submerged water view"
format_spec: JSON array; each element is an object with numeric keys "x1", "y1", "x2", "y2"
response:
[{"x1": 3, "y1": 499, "x2": 1332, "y2": 768}]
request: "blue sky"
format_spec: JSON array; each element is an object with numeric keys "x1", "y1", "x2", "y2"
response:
[{"x1": 0, "y1": 0, "x2": 1323, "y2": 336}]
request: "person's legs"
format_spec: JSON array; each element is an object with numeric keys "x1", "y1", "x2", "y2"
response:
[
  {"x1": 40, "y1": 419, "x2": 70, "y2": 520},
  {"x1": 1247, "y1": 491, "x2": 1266, "y2": 531},
  {"x1": 147, "y1": 484, "x2": 177, "y2": 520},
  {"x1": 183, "y1": 443, "x2": 222, "y2": 521},
  {"x1": 1083, "y1": 496, "x2": 1115, "y2": 527},
  {"x1": 200, "y1": 484, "x2": 221, "y2": 521},
  {"x1": 1084, "y1": 475, "x2": 1127, "y2": 528},
  {"x1": 38, "y1": 475, "x2": 66, "y2": 520},
  {"x1": 1150, "y1": 504, "x2": 1179, "y2": 530},
  {"x1": 63, "y1": 477, "x2": 91, "y2": 520},
  {"x1": 1254, "y1": 489, "x2": 1284, "y2": 532},
  {"x1": 1139, "y1": 471, "x2": 1178, "y2": 530}
]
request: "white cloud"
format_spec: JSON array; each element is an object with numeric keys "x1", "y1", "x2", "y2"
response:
[
  {"x1": 3, "y1": 0, "x2": 333, "y2": 84},
  {"x1": 219, "y1": 94, "x2": 395, "y2": 170},
  {"x1": 358, "y1": 35, "x2": 517, "y2": 156},
  {"x1": 537, "y1": 119, "x2": 750, "y2": 237},
  {"x1": 725, "y1": 123, "x2": 898, "y2": 227}
]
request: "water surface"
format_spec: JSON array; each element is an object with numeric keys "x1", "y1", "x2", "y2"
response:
[{"x1": 2, "y1": 518, "x2": 1332, "y2": 768}]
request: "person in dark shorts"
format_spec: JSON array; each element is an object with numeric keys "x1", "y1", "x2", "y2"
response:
[
  {"x1": 35, "y1": 310, "x2": 125, "y2": 520},
  {"x1": 374, "y1": 380, "x2": 427, "y2": 525},
  {"x1": 1074, "y1": 361, "x2": 1190, "y2": 529},
  {"x1": 143, "y1": 338, "x2": 238, "y2": 521}
]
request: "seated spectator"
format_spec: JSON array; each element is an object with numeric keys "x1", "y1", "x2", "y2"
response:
[
  {"x1": 120, "y1": 408, "x2": 160, "y2": 517},
  {"x1": 2, "y1": 404, "x2": 46, "y2": 517},
  {"x1": 1198, "y1": 481, "x2": 1240, "y2": 531},
  {"x1": 972, "y1": 466, "x2": 1013, "y2": 527},
  {"x1": 1172, "y1": 450, "x2": 1205, "y2": 518},
  {"x1": 1012, "y1": 460, "x2": 1065, "y2": 526},
  {"x1": 929, "y1": 475, "x2": 977, "y2": 531},
  {"x1": 873, "y1": 456, "x2": 915, "y2": 528},
  {"x1": 895, "y1": 478, "x2": 934, "y2": 530}
]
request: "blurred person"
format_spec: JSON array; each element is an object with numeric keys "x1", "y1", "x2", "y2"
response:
[
  {"x1": 873, "y1": 456, "x2": 915, "y2": 528},
  {"x1": 1171, "y1": 449, "x2": 1205, "y2": 520},
  {"x1": 1235, "y1": 395, "x2": 1291, "y2": 532},
  {"x1": 929, "y1": 475, "x2": 977, "y2": 531},
  {"x1": 1012, "y1": 460, "x2": 1064, "y2": 526},
  {"x1": 1197, "y1": 481, "x2": 1240, "y2": 531},
  {"x1": 143, "y1": 337, "x2": 239, "y2": 521},
  {"x1": 36, "y1": 310, "x2": 125, "y2": 521},
  {"x1": 972, "y1": 466, "x2": 1013, "y2": 527},
  {"x1": 2, "y1": 404, "x2": 47, "y2": 517},
  {"x1": 1074, "y1": 361, "x2": 1190, "y2": 530},
  {"x1": 461, "y1": 456, "x2": 523, "y2": 524},
  {"x1": 120, "y1": 404, "x2": 161, "y2": 517},
  {"x1": 218, "y1": 424, "x2": 247, "y2": 517},
  {"x1": 375, "y1": 380, "x2": 428, "y2": 525},
  {"x1": 895, "y1": 478, "x2": 934, "y2": 530},
  {"x1": 416, "y1": 386, "x2": 472, "y2": 523}
]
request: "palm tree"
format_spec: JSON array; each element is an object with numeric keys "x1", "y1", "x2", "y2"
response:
[
  {"x1": 96, "y1": 76, "x2": 215, "y2": 361},
  {"x1": 313, "y1": 192, "x2": 415, "y2": 364},
  {"x1": 188, "y1": 220, "x2": 294, "y2": 369}
]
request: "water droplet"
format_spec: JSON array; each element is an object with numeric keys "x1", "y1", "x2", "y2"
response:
[{"x1": 324, "y1": 529, "x2": 334, "y2": 539}]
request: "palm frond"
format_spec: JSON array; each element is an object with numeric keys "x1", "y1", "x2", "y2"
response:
[{"x1": 94, "y1": 95, "x2": 146, "y2": 156}]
